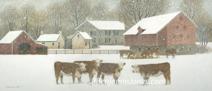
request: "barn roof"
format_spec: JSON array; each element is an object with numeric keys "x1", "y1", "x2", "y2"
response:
[
  {"x1": 0, "y1": 30, "x2": 24, "y2": 43},
  {"x1": 37, "y1": 34, "x2": 60, "y2": 42},
  {"x1": 78, "y1": 32, "x2": 92, "y2": 39},
  {"x1": 76, "y1": 20, "x2": 125, "y2": 30},
  {"x1": 124, "y1": 11, "x2": 182, "y2": 35}
]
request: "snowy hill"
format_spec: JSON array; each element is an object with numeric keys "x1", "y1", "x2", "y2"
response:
[{"x1": 0, "y1": 52, "x2": 212, "y2": 91}]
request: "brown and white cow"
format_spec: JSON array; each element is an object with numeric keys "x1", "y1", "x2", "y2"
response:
[
  {"x1": 74, "y1": 60, "x2": 102, "y2": 83},
  {"x1": 165, "y1": 48, "x2": 177, "y2": 58},
  {"x1": 97, "y1": 63, "x2": 126, "y2": 84},
  {"x1": 131, "y1": 62, "x2": 171, "y2": 85},
  {"x1": 119, "y1": 50, "x2": 132, "y2": 59},
  {"x1": 54, "y1": 61, "x2": 86, "y2": 84}
]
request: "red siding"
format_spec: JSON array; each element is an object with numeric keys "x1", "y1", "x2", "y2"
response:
[
  {"x1": 0, "y1": 32, "x2": 47, "y2": 54},
  {"x1": 124, "y1": 13, "x2": 196, "y2": 47}
]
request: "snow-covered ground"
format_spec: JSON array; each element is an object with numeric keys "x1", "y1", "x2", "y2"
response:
[{"x1": 0, "y1": 47, "x2": 212, "y2": 91}]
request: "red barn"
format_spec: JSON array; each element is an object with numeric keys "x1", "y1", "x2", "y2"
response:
[
  {"x1": 123, "y1": 11, "x2": 197, "y2": 53},
  {"x1": 0, "y1": 30, "x2": 47, "y2": 54}
]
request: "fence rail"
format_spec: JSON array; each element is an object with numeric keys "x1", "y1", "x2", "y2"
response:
[{"x1": 48, "y1": 49, "x2": 120, "y2": 54}]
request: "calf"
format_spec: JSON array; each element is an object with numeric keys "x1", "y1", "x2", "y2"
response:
[
  {"x1": 132, "y1": 62, "x2": 171, "y2": 85},
  {"x1": 74, "y1": 60, "x2": 102, "y2": 83},
  {"x1": 120, "y1": 50, "x2": 132, "y2": 59},
  {"x1": 165, "y1": 48, "x2": 176, "y2": 58},
  {"x1": 54, "y1": 61, "x2": 86, "y2": 84},
  {"x1": 97, "y1": 63, "x2": 126, "y2": 84}
]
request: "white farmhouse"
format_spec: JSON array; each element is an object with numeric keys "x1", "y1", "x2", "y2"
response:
[
  {"x1": 37, "y1": 31, "x2": 64, "y2": 49},
  {"x1": 74, "y1": 20, "x2": 125, "y2": 47},
  {"x1": 71, "y1": 31, "x2": 92, "y2": 49}
]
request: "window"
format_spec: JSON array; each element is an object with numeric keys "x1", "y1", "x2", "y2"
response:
[
  {"x1": 115, "y1": 39, "x2": 117, "y2": 44},
  {"x1": 52, "y1": 43, "x2": 54, "y2": 46},
  {"x1": 77, "y1": 34, "x2": 80, "y2": 38},
  {"x1": 58, "y1": 42, "x2": 60, "y2": 48},
  {"x1": 108, "y1": 31, "x2": 111, "y2": 35},
  {"x1": 85, "y1": 41, "x2": 87, "y2": 46},
  {"x1": 90, "y1": 31, "x2": 93, "y2": 36},
  {"x1": 138, "y1": 48, "x2": 141, "y2": 52}
]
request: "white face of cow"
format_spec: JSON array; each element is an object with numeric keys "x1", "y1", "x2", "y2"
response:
[
  {"x1": 131, "y1": 65, "x2": 139, "y2": 73},
  {"x1": 118, "y1": 63, "x2": 126, "y2": 70},
  {"x1": 78, "y1": 63, "x2": 86, "y2": 71},
  {"x1": 93, "y1": 59, "x2": 103, "y2": 67}
]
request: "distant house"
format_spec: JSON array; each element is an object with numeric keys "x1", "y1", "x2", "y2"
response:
[
  {"x1": 70, "y1": 31, "x2": 92, "y2": 49},
  {"x1": 0, "y1": 30, "x2": 47, "y2": 54},
  {"x1": 124, "y1": 11, "x2": 197, "y2": 52},
  {"x1": 37, "y1": 31, "x2": 64, "y2": 49},
  {"x1": 74, "y1": 20, "x2": 125, "y2": 47}
]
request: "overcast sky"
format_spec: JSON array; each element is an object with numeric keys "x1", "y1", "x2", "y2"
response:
[{"x1": 0, "y1": 0, "x2": 211, "y2": 15}]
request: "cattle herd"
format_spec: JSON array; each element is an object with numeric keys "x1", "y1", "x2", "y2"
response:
[
  {"x1": 120, "y1": 48, "x2": 177, "y2": 59},
  {"x1": 54, "y1": 60, "x2": 171, "y2": 85}
]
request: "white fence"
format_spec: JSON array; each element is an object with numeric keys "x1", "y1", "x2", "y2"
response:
[{"x1": 48, "y1": 49, "x2": 119, "y2": 54}]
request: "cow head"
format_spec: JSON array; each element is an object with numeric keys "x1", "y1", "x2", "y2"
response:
[
  {"x1": 77, "y1": 63, "x2": 86, "y2": 72},
  {"x1": 131, "y1": 65, "x2": 139, "y2": 73},
  {"x1": 92, "y1": 59, "x2": 103, "y2": 67},
  {"x1": 118, "y1": 62, "x2": 126, "y2": 71}
]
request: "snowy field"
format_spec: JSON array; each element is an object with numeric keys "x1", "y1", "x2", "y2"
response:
[{"x1": 0, "y1": 48, "x2": 212, "y2": 91}]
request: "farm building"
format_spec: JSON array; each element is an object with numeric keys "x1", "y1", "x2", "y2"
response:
[
  {"x1": 37, "y1": 31, "x2": 64, "y2": 49},
  {"x1": 70, "y1": 31, "x2": 92, "y2": 49},
  {"x1": 74, "y1": 20, "x2": 125, "y2": 47},
  {"x1": 0, "y1": 30, "x2": 47, "y2": 54},
  {"x1": 124, "y1": 11, "x2": 197, "y2": 53}
]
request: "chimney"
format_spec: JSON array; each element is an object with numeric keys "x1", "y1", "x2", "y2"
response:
[{"x1": 137, "y1": 26, "x2": 145, "y2": 34}]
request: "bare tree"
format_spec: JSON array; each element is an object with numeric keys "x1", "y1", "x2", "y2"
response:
[
  {"x1": 119, "y1": 0, "x2": 169, "y2": 28},
  {"x1": 0, "y1": 5, "x2": 20, "y2": 31},
  {"x1": 88, "y1": 1, "x2": 108, "y2": 20},
  {"x1": 30, "y1": 11, "x2": 48, "y2": 38},
  {"x1": 66, "y1": 0, "x2": 91, "y2": 28},
  {"x1": 20, "y1": 4, "x2": 36, "y2": 33},
  {"x1": 47, "y1": 3, "x2": 65, "y2": 33},
  {"x1": 181, "y1": 0, "x2": 209, "y2": 47}
]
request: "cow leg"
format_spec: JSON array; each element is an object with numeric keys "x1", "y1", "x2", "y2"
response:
[
  {"x1": 101, "y1": 74, "x2": 105, "y2": 84},
  {"x1": 72, "y1": 75, "x2": 76, "y2": 84},
  {"x1": 78, "y1": 76, "x2": 82, "y2": 83},
  {"x1": 60, "y1": 74, "x2": 64, "y2": 84},
  {"x1": 97, "y1": 72, "x2": 101, "y2": 84},
  {"x1": 166, "y1": 53, "x2": 169, "y2": 58},
  {"x1": 55, "y1": 74, "x2": 59, "y2": 84},
  {"x1": 143, "y1": 74, "x2": 149, "y2": 85},
  {"x1": 55, "y1": 71, "x2": 61, "y2": 84},
  {"x1": 89, "y1": 73, "x2": 94, "y2": 83},
  {"x1": 163, "y1": 71, "x2": 171, "y2": 85},
  {"x1": 172, "y1": 54, "x2": 175, "y2": 58},
  {"x1": 113, "y1": 76, "x2": 119, "y2": 84}
]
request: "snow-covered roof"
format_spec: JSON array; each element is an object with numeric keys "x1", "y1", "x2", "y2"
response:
[
  {"x1": 124, "y1": 11, "x2": 182, "y2": 35},
  {"x1": 79, "y1": 32, "x2": 92, "y2": 39},
  {"x1": 88, "y1": 20, "x2": 125, "y2": 30},
  {"x1": 0, "y1": 30, "x2": 24, "y2": 43},
  {"x1": 37, "y1": 34, "x2": 60, "y2": 42},
  {"x1": 94, "y1": 45, "x2": 130, "y2": 50}
]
